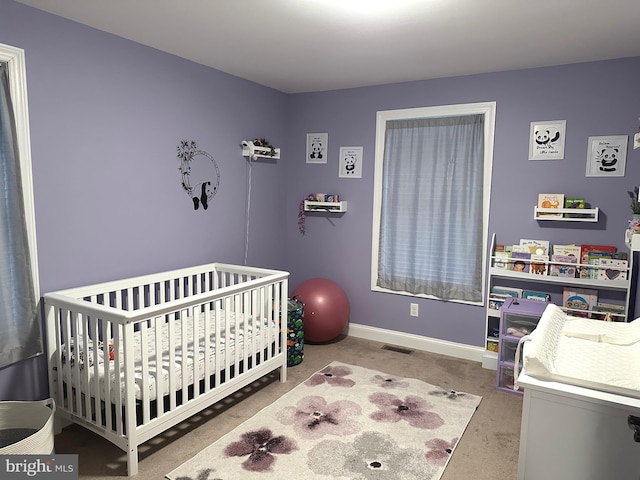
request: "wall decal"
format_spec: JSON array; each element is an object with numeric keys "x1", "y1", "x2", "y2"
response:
[{"x1": 177, "y1": 140, "x2": 220, "y2": 210}]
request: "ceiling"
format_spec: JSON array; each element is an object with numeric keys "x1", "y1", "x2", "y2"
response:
[{"x1": 14, "y1": 0, "x2": 640, "y2": 94}]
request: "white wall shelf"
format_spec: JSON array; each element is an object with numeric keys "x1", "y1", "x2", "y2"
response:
[
  {"x1": 304, "y1": 200, "x2": 347, "y2": 213},
  {"x1": 241, "y1": 140, "x2": 280, "y2": 160},
  {"x1": 533, "y1": 206, "x2": 599, "y2": 222}
]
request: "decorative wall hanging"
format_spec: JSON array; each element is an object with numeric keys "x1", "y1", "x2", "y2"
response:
[
  {"x1": 338, "y1": 146, "x2": 363, "y2": 178},
  {"x1": 585, "y1": 135, "x2": 628, "y2": 177},
  {"x1": 306, "y1": 133, "x2": 328, "y2": 164},
  {"x1": 177, "y1": 140, "x2": 220, "y2": 210},
  {"x1": 529, "y1": 120, "x2": 566, "y2": 160}
]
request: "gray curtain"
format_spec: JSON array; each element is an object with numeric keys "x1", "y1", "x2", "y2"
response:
[
  {"x1": 0, "y1": 61, "x2": 42, "y2": 368},
  {"x1": 377, "y1": 114, "x2": 485, "y2": 302}
]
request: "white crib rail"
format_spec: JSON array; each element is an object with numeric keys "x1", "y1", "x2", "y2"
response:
[{"x1": 44, "y1": 263, "x2": 288, "y2": 476}]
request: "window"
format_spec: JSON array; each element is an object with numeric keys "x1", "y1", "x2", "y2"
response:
[
  {"x1": 371, "y1": 102, "x2": 496, "y2": 304},
  {"x1": 0, "y1": 43, "x2": 41, "y2": 367}
]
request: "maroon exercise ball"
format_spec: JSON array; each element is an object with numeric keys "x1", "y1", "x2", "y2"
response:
[{"x1": 291, "y1": 278, "x2": 350, "y2": 343}]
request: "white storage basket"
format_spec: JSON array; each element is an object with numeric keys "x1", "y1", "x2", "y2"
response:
[{"x1": 0, "y1": 398, "x2": 55, "y2": 455}]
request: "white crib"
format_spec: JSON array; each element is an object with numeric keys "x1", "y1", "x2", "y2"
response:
[{"x1": 44, "y1": 263, "x2": 289, "y2": 476}]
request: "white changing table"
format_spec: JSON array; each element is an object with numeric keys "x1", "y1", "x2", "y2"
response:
[{"x1": 517, "y1": 372, "x2": 640, "y2": 480}]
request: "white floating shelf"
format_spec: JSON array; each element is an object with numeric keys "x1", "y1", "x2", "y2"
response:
[
  {"x1": 304, "y1": 200, "x2": 347, "y2": 213},
  {"x1": 533, "y1": 206, "x2": 599, "y2": 222},
  {"x1": 241, "y1": 140, "x2": 280, "y2": 160}
]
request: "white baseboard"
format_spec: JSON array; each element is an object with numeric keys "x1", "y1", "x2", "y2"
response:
[{"x1": 346, "y1": 322, "x2": 485, "y2": 363}]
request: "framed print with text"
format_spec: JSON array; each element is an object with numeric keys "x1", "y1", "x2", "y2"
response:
[
  {"x1": 306, "y1": 133, "x2": 328, "y2": 164},
  {"x1": 338, "y1": 146, "x2": 363, "y2": 178},
  {"x1": 585, "y1": 135, "x2": 628, "y2": 177},
  {"x1": 529, "y1": 120, "x2": 566, "y2": 160}
]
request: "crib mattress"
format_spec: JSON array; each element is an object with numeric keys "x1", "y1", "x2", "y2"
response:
[
  {"x1": 520, "y1": 303, "x2": 640, "y2": 399},
  {"x1": 57, "y1": 311, "x2": 278, "y2": 402}
]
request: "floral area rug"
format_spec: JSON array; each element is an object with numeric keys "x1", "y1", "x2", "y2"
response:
[{"x1": 166, "y1": 361, "x2": 482, "y2": 480}]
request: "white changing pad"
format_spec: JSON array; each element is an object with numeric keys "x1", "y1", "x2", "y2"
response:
[{"x1": 519, "y1": 303, "x2": 640, "y2": 399}]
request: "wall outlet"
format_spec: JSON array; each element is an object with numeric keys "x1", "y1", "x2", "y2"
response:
[{"x1": 410, "y1": 303, "x2": 419, "y2": 317}]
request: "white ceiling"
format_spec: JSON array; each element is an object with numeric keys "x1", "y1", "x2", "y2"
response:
[{"x1": 14, "y1": 0, "x2": 640, "y2": 94}]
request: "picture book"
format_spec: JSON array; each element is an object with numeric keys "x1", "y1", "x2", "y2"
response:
[
  {"x1": 549, "y1": 254, "x2": 577, "y2": 278},
  {"x1": 523, "y1": 291, "x2": 551, "y2": 302},
  {"x1": 537, "y1": 193, "x2": 565, "y2": 217},
  {"x1": 530, "y1": 254, "x2": 548, "y2": 275},
  {"x1": 596, "y1": 258, "x2": 628, "y2": 281},
  {"x1": 510, "y1": 251, "x2": 530, "y2": 273},
  {"x1": 579, "y1": 244, "x2": 617, "y2": 278},
  {"x1": 562, "y1": 288, "x2": 598, "y2": 318},
  {"x1": 592, "y1": 302, "x2": 625, "y2": 321},
  {"x1": 519, "y1": 239, "x2": 550, "y2": 255},
  {"x1": 552, "y1": 244, "x2": 581, "y2": 260},
  {"x1": 493, "y1": 251, "x2": 511, "y2": 269},
  {"x1": 563, "y1": 197, "x2": 586, "y2": 218},
  {"x1": 491, "y1": 286, "x2": 523, "y2": 298}
]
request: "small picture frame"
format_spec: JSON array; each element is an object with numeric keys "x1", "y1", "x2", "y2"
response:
[
  {"x1": 306, "y1": 133, "x2": 328, "y2": 164},
  {"x1": 529, "y1": 120, "x2": 566, "y2": 160},
  {"x1": 338, "y1": 146, "x2": 363, "y2": 178},
  {"x1": 585, "y1": 135, "x2": 628, "y2": 177}
]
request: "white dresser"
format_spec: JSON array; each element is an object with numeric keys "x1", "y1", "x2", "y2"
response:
[{"x1": 517, "y1": 372, "x2": 640, "y2": 479}]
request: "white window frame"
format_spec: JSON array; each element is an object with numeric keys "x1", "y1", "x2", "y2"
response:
[
  {"x1": 370, "y1": 102, "x2": 496, "y2": 305},
  {"x1": 1, "y1": 43, "x2": 40, "y2": 300}
]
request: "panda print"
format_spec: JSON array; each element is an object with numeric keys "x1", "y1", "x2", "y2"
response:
[
  {"x1": 535, "y1": 128, "x2": 561, "y2": 149},
  {"x1": 596, "y1": 148, "x2": 619, "y2": 173}
]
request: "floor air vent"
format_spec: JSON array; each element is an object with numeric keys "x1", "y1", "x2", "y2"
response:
[{"x1": 381, "y1": 345, "x2": 413, "y2": 355}]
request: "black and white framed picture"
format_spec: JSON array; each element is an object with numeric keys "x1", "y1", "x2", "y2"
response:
[
  {"x1": 585, "y1": 135, "x2": 628, "y2": 177},
  {"x1": 306, "y1": 133, "x2": 328, "y2": 164},
  {"x1": 529, "y1": 120, "x2": 566, "y2": 160},
  {"x1": 338, "y1": 146, "x2": 363, "y2": 178}
]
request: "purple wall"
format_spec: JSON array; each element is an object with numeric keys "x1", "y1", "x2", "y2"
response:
[
  {"x1": 284, "y1": 58, "x2": 640, "y2": 347},
  {"x1": 2, "y1": 1, "x2": 640, "y2": 400},
  {"x1": 0, "y1": 1, "x2": 288, "y2": 399}
]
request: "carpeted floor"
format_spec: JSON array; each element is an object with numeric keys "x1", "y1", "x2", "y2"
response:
[{"x1": 53, "y1": 335, "x2": 523, "y2": 479}]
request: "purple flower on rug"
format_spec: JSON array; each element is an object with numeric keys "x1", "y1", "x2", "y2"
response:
[
  {"x1": 174, "y1": 468, "x2": 221, "y2": 480},
  {"x1": 368, "y1": 392, "x2": 444, "y2": 429},
  {"x1": 307, "y1": 431, "x2": 436, "y2": 479},
  {"x1": 425, "y1": 437, "x2": 458, "y2": 466},
  {"x1": 305, "y1": 364, "x2": 356, "y2": 387},
  {"x1": 277, "y1": 395, "x2": 362, "y2": 439},
  {"x1": 428, "y1": 389, "x2": 469, "y2": 401},
  {"x1": 223, "y1": 428, "x2": 297, "y2": 472},
  {"x1": 371, "y1": 374, "x2": 410, "y2": 390}
]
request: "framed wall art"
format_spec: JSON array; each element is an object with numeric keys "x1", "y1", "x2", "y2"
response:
[
  {"x1": 338, "y1": 146, "x2": 363, "y2": 178},
  {"x1": 585, "y1": 135, "x2": 628, "y2": 177},
  {"x1": 306, "y1": 133, "x2": 328, "y2": 164},
  {"x1": 529, "y1": 120, "x2": 566, "y2": 160}
]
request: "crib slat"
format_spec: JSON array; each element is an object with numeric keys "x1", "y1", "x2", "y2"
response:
[
  {"x1": 102, "y1": 319, "x2": 113, "y2": 433},
  {"x1": 140, "y1": 322, "x2": 151, "y2": 425},
  {"x1": 154, "y1": 316, "x2": 164, "y2": 415}
]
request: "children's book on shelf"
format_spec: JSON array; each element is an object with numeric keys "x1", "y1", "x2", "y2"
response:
[
  {"x1": 519, "y1": 239, "x2": 550, "y2": 255},
  {"x1": 579, "y1": 244, "x2": 617, "y2": 278},
  {"x1": 552, "y1": 244, "x2": 581, "y2": 260},
  {"x1": 537, "y1": 193, "x2": 565, "y2": 217},
  {"x1": 493, "y1": 251, "x2": 512, "y2": 269},
  {"x1": 523, "y1": 291, "x2": 551, "y2": 302},
  {"x1": 530, "y1": 254, "x2": 548, "y2": 275},
  {"x1": 549, "y1": 254, "x2": 577, "y2": 278},
  {"x1": 510, "y1": 251, "x2": 531, "y2": 273},
  {"x1": 563, "y1": 287, "x2": 598, "y2": 318},
  {"x1": 592, "y1": 302, "x2": 625, "y2": 321},
  {"x1": 563, "y1": 197, "x2": 586, "y2": 218},
  {"x1": 491, "y1": 286, "x2": 523, "y2": 298},
  {"x1": 596, "y1": 258, "x2": 628, "y2": 281}
]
